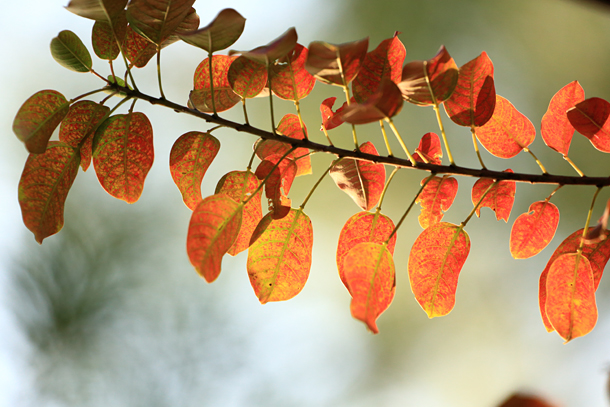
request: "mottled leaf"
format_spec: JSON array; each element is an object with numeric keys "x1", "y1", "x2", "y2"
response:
[
  {"x1": 416, "y1": 175, "x2": 458, "y2": 229},
  {"x1": 567, "y1": 97, "x2": 610, "y2": 153},
  {"x1": 340, "y1": 79, "x2": 403, "y2": 124},
  {"x1": 541, "y1": 81, "x2": 584, "y2": 155},
  {"x1": 228, "y1": 56, "x2": 268, "y2": 99},
  {"x1": 270, "y1": 43, "x2": 316, "y2": 101},
  {"x1": 305, "y1": 38, "x2": 369, "y2": 86},
  {"x1": 126, "y1": 0, "x2": 196, "y2": 45},
  {"x1": 412, "y1": 132, "x2": 442, "y2": 165},
  {"x1": 65, "y1": 0, "x2": 128, "y2": 21},
  {"x1": 179, "y1": 8, "x2": 245, "y2": 52},
  {"x1": 510, "y1": 201, "x2": 560, "y2": 259},
  {"x1": 320, "y1": 97, "x2": 348, "y2": 131},
  {"x1": 191, "y1": 55, "x2": 240, "y2": 113},
  {"x1": 230, "y1": 27, "x2": 297, "y2": 64},
  {"x1": 92, "y1": 12, "x2": 128, "y2": 60},
  {"x1": 471, "y1": 170, "x2": 516, "y2": 222},
  {"x1": 50, "y1": 30, "x2": 92, "y2": 73},
  {"x1": 124, "y1": 24, "x2": 157, "y2": 67}
]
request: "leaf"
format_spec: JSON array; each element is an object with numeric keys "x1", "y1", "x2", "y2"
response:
[
  {"x1": 476, "y1": 95, "x2": 536, "y2": 158},
  {"x1": 329, "y1": 141, "x2": 386, "y2": 211},
  {"x1": 65, "y1": 0, "x2": 128, "y2": 21},
  {"x1": 510, "y1": 201, "x2": 560, "y2": 259},
  {"x1": 444, "y1": 51, "x2": 496, "y2": 127},
  {"x1": 169, "y1": 131, "x2": 220, "y2": 210},
  {"x1": 124, "y1": 24, "x2": 157, "y2": 67},
  {"x1": 343, "y1": 242, "x2": 395, "y2": 333},
  {"x1": 215, "y1": 170, "x2": 262, "y2": 256},
  {"x1": 498, "y1": 394, "x2": 558, "y2": 407},
  {"x1": 230, "y1": 27, "x2": 298, "y2": 65},
  {"x1": 228, "y1": 56, "x2": 268, "y2": 99},
  {"x1": 340, "y1": 79, "x2": 404, "y2": 124},
  {"x1": 190, "y1": 55, "x2": 241, "y2": 113},
  {"x1": 336, "y1": 211, "x2": 397, "y2": 292},
  {"x1": 18, "y1": 142, "x2": 80, "y2": 244},
  {"x1": 471, "y1": 170, "x2": 516, "y2": 222},
  {"x1": 13, "y1": 90, "x2": 70, "y2": 154},
  {"x1": 567, "y1": 97, "x2": 610, "y2": 153},
  {"x1": 305, "y1": 38, "x2": 369, "y2": 86},
  {"x1": 412, "y1": 132, "x2": 442, "y2": 165},
  {"x1": 352, "y1": 32, "x2": 405, "y2": 103},
  {"x1": 92, "y1": 112, "x2": 154, "y2": 203},
  {"x1": 59, "y1": 100, "x2": 110, "y2": 171},
  {"x1": 187, "y1": 193, "x2": 243, "y2": 282},
  {"x1": 541, "y1": 81, "x2": 584, "y2": 155},
  {"x1": 247, "y1": 208, "x2": 313, "y2": 304},
  {"x1": 398, "y1": 45, "x2": 458, "y2": 105},
  {"x1": 270, "y1": 43, "x2": 316, "y2": 101},
  {"x1": 50, "y1": 30, "x2": 93, "y2": 73},
  {"x1": 92, "y1": 12, "x2": 128, "y2": 60},
  {"x1": 179, "y1": 8, "x2": 246, "y2": 53},
  {"x1": 416, "y1": 175, "x2": 458, "y2": 229},
  {"x1": 126, "y1": 0, "x2": 196, "y2": 45},
  {"x1": 545, "y1": 252, "x2": 596, "y2": 342},
  {"x1": 408, "y1": 222, "x2": 470, "y2": 318},
  {"x1": 320, "y1": 97, "x2": 348, "y2": 131},
  {"x1": 255, "y1": 155, "x2": 297, "y2": 219}
]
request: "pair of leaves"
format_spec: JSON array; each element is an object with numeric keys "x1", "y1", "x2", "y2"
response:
[{"x1": 305, "y1": 38, "x2": 369, "y2": 86}]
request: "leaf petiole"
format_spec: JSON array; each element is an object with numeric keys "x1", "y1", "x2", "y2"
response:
[
  {"x1": 471, "y1": 126, "x2": 486, "y2": 169},
  {"x1": 379, "y1": 120, "x2": 393, "y2": 157},
  {"x1": 376, "y1": 166, "x2": 400, "y2": 211},
  {"x1": 156, "y1": 48, "x2": 166, "y2": 99},
  {"x1": 563, "y1": 155, "x2": 585, "y2": 177},
  {"x1": 578, "y1": 186, "x2": 604, "y2": 252},
  {"x1": 299, "y1": 161, "x2": 334, "y2": 209},
  {"x1": 461, "y1": 180, "x2": 499, "y2": 227},
  {"x1": 523, "y1": 147, "x2": 548, "y2": 175},
  {"x1": 208, "y1": 51, "x2": 217, "y2": 114},
  {"x1": 385, "y1": 117, "x2": 416, "y2": 165}
]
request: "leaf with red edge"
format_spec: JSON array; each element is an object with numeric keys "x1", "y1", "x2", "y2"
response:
[
  {"x1": 270, "y1": 43, "x2": 315, "y2": 101},
  {"x1": 190, "y1": 55, "x2": 240, "y2": 113},
  {"x1": 340, "y1": 79, "x2": 403, "y2": 124},
  {"x1": 13, "y1": 90, "x2": 70, "y2": 154},
  {"x1": 412, "y1": 132, "x2": 442, "y2": 165},
  {"x1": 179, "y1": 8, "x2": 245, "y2": 52},
  {"x1": 92, "y1": 12, "x2": 127, "y2": 60},
  {"x1": 336, "y1": 211, "x2": 396, "y2": 292},
  {"x1": 541, "y1": 81, "x2": 584, "y2": 155},
  {"x1": 476, "y1": 95, "x2": 536, "y2": 158},
  {"x1": 352, "y1": 32, "x2": 405, "y2": 103},
  {"x1": 444, "y1": 51, "x2": 496, "y2": 127},
  {"x1": 65, "y1": 0, "x2": 127, "y2": 22},
  {"x1": 305, "y1": 38, "x2": 369, "y2": 86},
  {"x1": 545, "y1": 252, "x2": 596, "y2": 342},
  {"x1": 187, "y1": 193, "x2": 243, "y2": 282},
  {"x1": 247, "y1": 208, "x2": 313, "y2": 303},
  {"x1": 408, "y1": 222, "x2": 470, "y2": 318},
  {"x1": 510, "y1": 200, "x2": 559, "y2": 259},
  {"x1": 329, "y1": 141, "x2": 385, "y2": 211},
  {"x1": 398, "y1": 45, "x2": 458, "y2": 105},
  {"x1": 498, "y1": 394, "x2": 558, "y2": 407},
  {"x1": 169, "y1": 131, "x2": 220, "y2": 210},
  {"x1": 416, "y1": 175, "x2": 458, "y2": 229},
  {"x1": 567, "y1": 97, "x2": 610, "y2": 153},
  {"x1": 59, "y1": 100, "x2": 110, "y2": 171},
  {"x1": 230, "y1": 27, "x2": 298, "y2": 64},
  {"x1": 228, "y1": 56, "x2": 268, "y2": 99},
  {"x1": 255, "y1": 155, "x2": 297, "y2": 219},
  {"x1": 126, "y1": 0, "x2": 195, "y2": 45},
  {"x1": 471, "y1": 170, "x2": 516, "y2": 222},
  {"x1": 343, "y1": 242, "x2": 395, "y2": 333},
  {"x1": 215, "y1": 170, "x2": 262, "y2": 256},
  {"x1": 124, "y1": 24, "x2": 157, "y2": 67},
  {"x1": 320, "y1": 97, "x2": 348, "y2": 131},
  {"x1": 92, "y1": 112, "x2": 154, "y2": 204},
  {"x1": 18, "y1": 142, "x2": 80, "y2": 244}
]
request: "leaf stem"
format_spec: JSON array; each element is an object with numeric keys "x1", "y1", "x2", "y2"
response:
[
  {"x1": 241, "y1": 98, "x2": 250, "y2": 124},
  {"x1": 247, "y1": 148, "x2": 257, "y2": 171},
  {"x1": 299, "y1": 161, "x2": 334, "y2": 209},
  {"x1": 156, "y1": 49, "x2": 166, "y2": 99},
  {"x1": 471, "y1": 126, "x2": 486, "y2": 169},
  {"x1": 294, "y1": 100, "x2": 309, "y2": 140},
  {"x1": 321, "y1": 124, "x2": 334, "y2": 146},
  {"x1": 523, "y1": 147, "x2": 548, "y2": 175},
  {"x1": 386, "y1": 118, "x2": 416, "y2": 164},
  {"x1": 208, "y1": 52, "x2": 217, "y2": 115},
  {"x1": 461, "y1": 180, "x2": 499, "y2": 227},
  {"x1": 376, "y1": 166, "x2": 400, "y2": 211},
  {"x1": 578, "y1": 186, "x2": 604, "y2": 252},
  {"x1": 433, "y1": 103, "x2": 455, "y2": 166},
  {"x1": 379, "y1": 120, "x2": 394, "y2": 157},
  {"x1": 267, "y1": 62, "x2": 277, "y2": 134},
  {"x1": 563, "y1": 155, "x2": 585, "y2": 177},
  {"x1": 545, "y1": 184, "x2": 563, "y2": 202},
  {"x1": 336, "y1": 50, "x2": 358, "y2": 149},
  {"x1": 70, "y1": 88, "x2": 108, "y2": 103}
]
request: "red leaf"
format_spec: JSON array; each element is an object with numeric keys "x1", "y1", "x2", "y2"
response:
[
  {"x1": 92, "y1": 112, "x2": 154, "y2": 204},
  {"x1": 247, "y1": 208, "x2": 313, "y2": 303},
  {"x1": 169, "y1": 131, "x2": 220, "y2": 210},
  {"x1": 416, "y1": 175, "x2": 458, "y2": 229},
  {"x1": 191, "y1": 55, "x2": 241, "y2": 113},
  {"x1": 444, "y1": 51, "x2": 496, "y2": 127},
  {"x1": 510, "y1": 201, "x2": 560, "y2": 259},
  {"x1": 408, "y1": 222, "x2": 470, "y2": 318},
  {"x1": 230, "y1": 27, "x2": 298, "y2": 64},
  {"x1": 541, "y1": 81, "x2": 584, "y2": 155},
  {"x1": 305, "y1": 38, "x2": 369, "y2": 86},
  {"x1": 270, "y1": 43, "x2": 316, "y2": 101},
  {"x1": 336, "y1": 211, "x2": 397, "y2": 292},
  {"x1": 228, "y1": 56, "x2": 268, "y2": 99},
  {"x1": 567, "y1": 97, "x2": 610, "y2": 153},
  {"x1": 92, "y1": 12, "x2": 128, "y2": 60},
  {"x1": 187, "y1": 193, "x2": 243, "y2": 282},
  {"x1": 471, "y1": 170, "x2": 516, "y2": 222},
  {"x1": 124, "y1": 24, "x2": 157, "y2": 68},
  {"x1": 352, "y1": 32, "x2": 406, "y2": 103},
  {"x1": 18, "y1": 142, "x2": 80, "y2": 244},
  {"x1": 412, "y1": 132, "x2": 442, "y2": 165},
  {"x1": 255, "y1": 155, "x2": 297, "y2": 220},
  {"x1": 498, "y1": 394, "x2": 558, "y2": 407},
  {"x1": 329, "y1": 141, "x2": 385, "y2": 211},
  {"x1": 179, "y1": 8, "x2": 246, "y2": 53},
  {"x1": 320, "y1": 97, "x2": 349, "y2": 131},
  {"x1": 476, "y1": 95, "x2": 536, "y2": 158},
  {"x1": 340, "y1": 79, "x2": 404, "y2": 124},
  {"x1": 343, "y1": 242, "x2": 395, "y2": 333},
  {"x1": 398, "y1": 45, "x2": 458, "y2": 105}
]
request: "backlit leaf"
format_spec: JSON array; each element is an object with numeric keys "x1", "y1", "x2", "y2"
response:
[
  {"x1": 498, "y1": 394, "x2": 558, "y2": 407},
  {"x1": 230, "y1": 27, "x2": 297, "y2": 65},
  {"x1": 476, "y1": 95, "x2": 536, "y2": 158},
  {"x1": 187, "y1": 193, "x2": 243, "y2": 282},
  {"x1": 18, "y1": 142, "x2": 80, "y2": 244},
  {"x1": 13, "y1": 90, "x2": 70, "y2": 154},
  {"x1": 541, "y1": 81, "x2": 584, "y2": 155},
  {"x1": 50, "y1": 30, "x2": 92, "y2": 73},
  {"x1": 416, "y1": 175, "x2": 458, "y2": 229},
  {"x1": 398, "y1": 45, "x2": 458, "y2": 105},
  {"x1": 270, "y1": 43, "x2": 316, "y2": 101},
  {"x1": 444, "y1": 51, "x2": 496, "y2": 127},
  {"x1": 510, "y1": 201, "x2": 559, "y2": 259},
  {"x1": 412, "y1": 132, "x2": 442, "y2": 165},
  {"x1": 126, "y1": 0, "x2": 196, "y2": 45},
  {"x1": 191, "y1": 55, "x2": 240, "y2": 113},
  {"x1": 584, "y1": 198, "x2": 610, "y2": 244},
  {"x1": 247, "y1": 208, "x2": 313, "y2": 304},
  {"x1": 228, "y1": 56, "x2": 268, "y2": 99},
  {"x1": 160, "y1": 7, "x2": 199, "y2": 48},
  {"x1": 567, "y1": 97, "x2": 610, "y2": 153},
  {"x1": 408, "y1": 222, "x2": 470, "y2": 318},
  {"x1": 329, "y1": 141, "x2": 385, "y2": 211},
  {"x1": 471, "y1": 170, "x2": 516, "y2": 222},
  {"x1": 305, "y1": 38, "x2": 369, "y2": 86},
  {"x1": 340, "y1": 79, "x2": 403, "y2": 124},
  {"x1": 92, "y1": 112, "x2": 154, "y2": 203},
  {"x1": 169, "y1": 131, "x2": 220, "y2": 210},
  {"x1": 65, "y1": 0, "x2": 127, "y2": 22},
  {"x1": 92, "y1": 12, "x2": 128, "y2": 60},
  {"x1": 255, "y1": 155, "x2": 297, "y2": 219},
  {"x1": 343, "y1": 242, "x2": 395, "y2": 333},
  {"x1": 320, "y1": 97, "x2": 347, "y2": 131},
  {"x1": 124, "y1": 24, "x2": 157, "y2": 67},
  {"x1": 179, "y1": 8, "x2": 245, "y2": 52}
]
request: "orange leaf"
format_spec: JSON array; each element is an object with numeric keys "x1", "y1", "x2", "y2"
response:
[
  {"x1": 305, "y1": 38, "x2": 369, "y2": 86},
  {"x1": 92, "y1": 112, "x2": 154, "y2": 204},
  {"x1": 124, "y1": 24, "x2": 156, "y2": 68},
  {"x1": 187, "y1": 193, "x2": 243, "y2": 282},
  {"x1": 343, "y1": 242, "x2": 395, "y2": 333},
  {"x1": 336, "y1": 211, "x2": 397, "y2": 292},
  {"x1": 255, "y1": 155, "x2": 297, "y2": 219},
  {"x1": 545, "y1": 252, "x2": 597, "y2": 342},
  {"x1": 247, "y1": 208, "x2": 313, "y2": 304},
  {"x1": 320, "y1": 97, "x2": 348, "y2": 131},
  {"x1": 228, "y1": 56, "x2": 268, "y2": 99},
  {"x1": 567, "y1": 97, "x2": 610, "y2": 153},
  {"x1": 18, "y1": 142, "x2": 80, "y2": 244},
  {"x1": 408, "y1": 222, "x2": 470, "y2": 318},
  {"x1": 340, "y1": 79, "x2": 404, "y2": 124},
  {"x1": 476, "y1": 95, "x2": 536, "y2": 158},
  {"x1": 416, "y1": 175, "x2": 458, "y2": 229},
  {"x1": 471, "y1": 170, "x2": 516, "y2": 222},
  {"x1": 169, "y1": 131, "x2": 220, "y2": 210},
  {"x1": 541, "y1": 81, "x2": 584, "y2": 155},
  {"x1": 412, "y1": 132, "x2": 442, "y2": 165},
  {"x1": 270, "y1": 43, "x2": 316, "y2": 101},
  {"x1": 510, "y1": 201, "x2": 559, "y2": 259},
  {"x1": 191, "y1": 55, "x2": 241, "y2": 113}
]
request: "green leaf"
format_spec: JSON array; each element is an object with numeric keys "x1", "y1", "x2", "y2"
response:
[
  {"x1": 65, "y1": 0, "x2": 128, "y2": 22},
  {"x1": 126, "y1": 0, "x2": 196, "y2": 45},
  {"x1": 50, "y1": 30, "x2": 93, "y2": 73},
  {"x1": 179, "y1": 8, "x2": 246, "y2": 53}
]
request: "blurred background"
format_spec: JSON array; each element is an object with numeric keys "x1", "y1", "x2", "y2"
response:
[{"x1": 2, "y1": 0, "x2": 610, "y2": 406}]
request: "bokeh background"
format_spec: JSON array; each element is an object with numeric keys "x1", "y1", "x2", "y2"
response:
[{"x1": 2, "y1": 1, "x2": 610, "y2": 406}]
